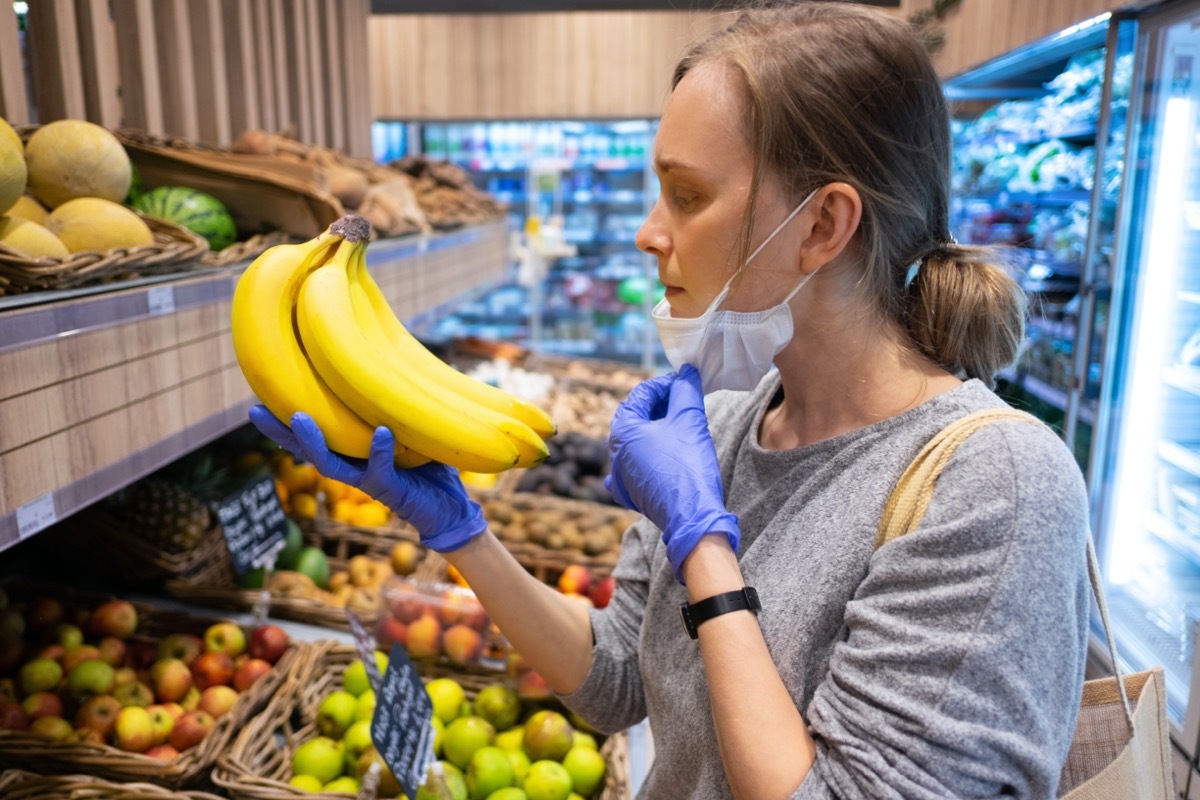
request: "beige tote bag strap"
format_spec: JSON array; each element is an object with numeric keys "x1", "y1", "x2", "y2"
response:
[{"x1": 875, "y1": 407, "x2": 1135, "y2": 737}]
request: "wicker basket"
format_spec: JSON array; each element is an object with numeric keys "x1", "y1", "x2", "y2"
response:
[
  {"x1": 49, "y1": 506, "x2": 235, "y2": 587},
  {"x1": 164, "y1": 517, "x2": 428, "y2": 631},
  {"x1": 199, "y1": 230, "x2": 297, "y2": 267},
  {"x1": 214, "y1": 643, "x2": 630, "y2": 800},
  {"x1": 0, "y1": 212, "x2": 209, "y2": 294},
  {"x1": 0, "y1": 769, "x2": 227, "y2": 800},
  {"x1": 0, "y1": 586, "x2": 307, "y2": 789}
]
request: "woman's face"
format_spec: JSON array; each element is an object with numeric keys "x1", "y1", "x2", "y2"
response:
[{"x1": 637, "y1": 61, "x2": 798, "y2": 318}]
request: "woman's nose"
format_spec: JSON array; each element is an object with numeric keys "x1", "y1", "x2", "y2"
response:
[{"x1": 636, "y1": 196, "x2": 670, "y2": 258}]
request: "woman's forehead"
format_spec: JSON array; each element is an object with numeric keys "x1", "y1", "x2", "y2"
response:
[{"x1": 654, "y1": 62, "x2": 752, "y2": 177}]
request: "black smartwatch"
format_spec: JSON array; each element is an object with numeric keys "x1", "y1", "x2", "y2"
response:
[{"x1": 680, "y1": 587, "x2": 761, "y2": 640}]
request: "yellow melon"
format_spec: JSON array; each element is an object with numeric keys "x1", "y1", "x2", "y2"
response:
[
  {"x1": 0, "y1": 118, "x2": 22, "y2": 155},
  {"x1": 0, "y1": 216, "x2": 69, "y2": 259},
  {"x1": 0, "y1": 133, "x2": 25, "y2": 215},
  {"x1": 47, "y1": 198, "x2": 154, "y2": 253},
  {"x1": 8, "y1": 195, "x2": 48, "y2": 225},
  {"x1": 25, "y1": 120, "x2": 131, "y2": 208}
]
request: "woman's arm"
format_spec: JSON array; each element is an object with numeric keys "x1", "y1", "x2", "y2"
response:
[
  {"x1": 443, "y1": 530, "x2": 594, "y2": 694},
  {"x1": 684, "y1": 535, "x2": 815, "y2": 800}
]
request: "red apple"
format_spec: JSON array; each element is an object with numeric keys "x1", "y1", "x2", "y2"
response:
[
  {"x1": 589, "y1": 576, "x2": 615, "y2": 609},
  {"x1": 26, "y1": 597, "x2": 63, "y2": 635},
  {"x1": 127, "y1": 641, "x2": 159, "y2": 670},
  {"x1": 557, "y1": 564, "x2": 592, "y2": 596},
  {"x1": 442, "y1": 624, "x2": 482, "y2": 665},
  {"x1": 155, "y1": 634, "x2": 202, "y2": 667},
  {"x1": 113, "y1": 681, "x2": 155, "y2": 708},
  {"x1": 203, "y1": 622, "x2": 246, "y2": 658},
  {"x1": 437, "y1": 592, "x2": 474, "y2": 627},
  {"x1": 191, "y1": 651, "x2": 234, "y2": 690},
  {"x1": 169, "y1": 710, "x2": 215, "y2": 751},
  {"x1": 97, "y1": 637, "x2": 127, "y2": 667},
  {"x1": 247, "y1": 625, "x2": 289, "y2": 664},
  {"x1": 0, "y1": 701, "x2": 30, "y2": 731},
  {"x1": 21, "y1": 692, "x2": 63, "y2": 720},
  {"x1": 64, "y1": 605, "x2": 91, "y2": 630},
  {"x1": 197, "y1": 685, "x2": 238, "y2": 719},
  {"x1": 376, "y1": 617, "x2": 408, "y2": 651},
  {"x1": 29, "y1": 715, "x2": 72, "y2": 741},
  {"x1": 74, "y1": 695, "x2": 121, "y2": 737},
  {"x1": 88, "y1": 600, "x2": 138, "y2": 639},
  {"x1": 387, "y1": 585, "x2": 425, "y2": 624},
  {"x1": 405, "y1": 614, "x2": 442, "y2": 659},
  {"x1": 156, "y1": 702, "x2": 185, "y2": 722},
  {"x1": 115, "y1": 706, "x2": 156, "y2": 752},
  {"x1": 61, "y1": 645, "x2": 101, "y2": 674},
  {"x1": 37, "y1": 644, "x2": 65, "y2": 663},
  {"x1": 232, "y1": 658, "x2": 272, "y2": 692},
  {"x1": 69, "y1": 726, "x2": 105, "y2": 745},
  {"x1": 145, "y1": 744, "x2": 180, "y2": 760},
  {"x1": 516, "y1": 669, "x2": 552, "y2": 701},
  {"x1": 150, "y1": 659, "x2": 193, "y2": 703},
  {"x1": 113, "y1": 666, "x2": 138, "y2": 688}
]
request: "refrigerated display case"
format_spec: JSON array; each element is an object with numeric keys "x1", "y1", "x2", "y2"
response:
[
  {"x1": 1091, "y1": 2, "x2": 1200, "y2": 734},
  {"x1": 944, "y1": 12, "x2": 1128, "y2": 472},
  {"x1": 371, "y1": 119, "x2": 665, "y2": 369}
]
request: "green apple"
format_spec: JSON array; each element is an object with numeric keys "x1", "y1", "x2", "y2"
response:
[
  {"x1": 19, "y1": 658, "x2": 62, "y2": 695},
  {"x1": 322, "y1": 776, "x2": 359, "y2": 794},
  {"x1": 561, "y1": 747, "x2": 605, "y2": 797},
  {"x1": 426, "y1": 678, "x2": 466, "y2": 725},
  {"x1": 443, "y1": 716, "x2": 496, "y2": 770},
  {"x1": 522, "y1": 761, "x2": 572, "y2": 800},
  {"x1": 474, "y1": 685, "x2": 519, "y2": 732},
  {"x1": 237, "y1": 568, "x2": 266, "y2": 589},
  {"x1": 67, "y1": 660, "x2": 115, "y2": 702},
  {"x1": 467, "y1": 746, "x2": 515, "y2": 800},
  {"x1": 505, "y1": 749, "x2": 531, "y2": 788},
  {"x1": 342, "y1": 719, "x2": 374, "y2": 763},
  {"x1": 432, "y1": 715, "x2": 446, "y2": 756},
  {"x1": 294, "y1": 546, "x2": 330, "y2": 589},
  {"x1": 288, "y1": 774, "x2": 323, "y2": 793},
  {"x1": 417, "y1": 762, "x2": 468, "y2": 800},
  {"x1": 342, "y1": 652, "x2": 387, "y2": 697},
  {"x1": 277, "y1": 521, "x2": 304, "y2": 570},
  {"x1": 292, "y1": 736, "x2": 344, "y2": 784},
  {"x1": 355, "y1": 689, "x2": 376, "y2": 722},
  {"x1": 571, "y1": 731, "x2": 597, "y2": 751},
  {"x1": 494, "y1": 728, "x2": 525, "y2": 753},
  {"x1": 487, "y1": 790, "x2": 528, "y2": 800},
  {"x1": 317, "y1": 690, "x2": 358, "y2": 739}
]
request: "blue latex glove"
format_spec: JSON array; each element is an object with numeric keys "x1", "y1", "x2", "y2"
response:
[
  {"x1": 605, "y1": 365, "x2": 740, "y2": 584},
  {"x1": 249, "y1": 406, "x2": 486, "y2": 553}
]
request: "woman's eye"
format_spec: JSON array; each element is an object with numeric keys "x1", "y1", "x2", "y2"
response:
[{"x1": 672, "y1": 194, "x2": 695, "y2": 210}]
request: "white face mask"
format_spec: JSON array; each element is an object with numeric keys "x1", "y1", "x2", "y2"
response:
[{"x1": 652, "y1": 189, "x2": 820, "y2": 393}]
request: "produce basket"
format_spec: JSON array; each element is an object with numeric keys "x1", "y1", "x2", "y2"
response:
[
  {"x1": 0, "y1": 769, "x2": 226, "y2": 800},
  {"x1": 0, "y1": 585, "x2": 309, "y2": 789},
  {"x1": 213, "y1": 643, "x2": 630, "y2": 800},
  {"x1": 43, "y1": 506, "x2": 235, "y2": 588},
  {"x1": 0, "y1": 212, "x2": 208, "y2": 294},
  {"x1": 164, "y1": 516, "x2": 428, "y2": 631},
  {"x1": 199, "y1": 230, "x2": 296, "y2": 268}
]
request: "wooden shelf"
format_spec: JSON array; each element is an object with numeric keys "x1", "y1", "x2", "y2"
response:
[{"x1": 0, "y1": 222, "x2": 508, "y2": 551}]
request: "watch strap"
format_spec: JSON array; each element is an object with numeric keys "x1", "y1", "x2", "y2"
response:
[{"x1": 680, "y1": 587, "x2": 761, "y2": 639}]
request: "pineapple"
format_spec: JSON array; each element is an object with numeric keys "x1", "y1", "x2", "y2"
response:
[{"x1": 113, "y1": 479, "x2": 212, "y2": 552}]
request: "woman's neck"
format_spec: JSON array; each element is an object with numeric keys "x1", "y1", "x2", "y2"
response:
[{"x1": 759, "y1": 313, "x2": 961, "y2": 451}]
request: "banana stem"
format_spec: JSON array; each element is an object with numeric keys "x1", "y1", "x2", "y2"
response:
[{"x1": 329, "y1": 214, "x2": 372, "y2": 243}]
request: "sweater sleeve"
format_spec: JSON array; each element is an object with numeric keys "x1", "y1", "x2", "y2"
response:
[
  {"x1": 558, "y1": 516, "x2": 660, "y2": 734},
  {"x1": 792, "y1": 422, "x2": 1091, "y2": 800}
]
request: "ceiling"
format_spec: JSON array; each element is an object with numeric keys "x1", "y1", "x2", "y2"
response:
[{"x1": 371, "y1": 1, "x2": 899, "y2": 13}]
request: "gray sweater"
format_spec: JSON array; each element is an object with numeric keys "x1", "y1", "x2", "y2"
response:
[{"x1": 561, "y1": 375, "x2": 1090, "y2": 799}]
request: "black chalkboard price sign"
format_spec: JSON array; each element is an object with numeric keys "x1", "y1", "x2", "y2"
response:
[
  {"x1": 213, "y1": 475, "x2": 288, "y2": 575},
  {"x1": 372, "y1": 642, "x2": 436, "y2": 800}
]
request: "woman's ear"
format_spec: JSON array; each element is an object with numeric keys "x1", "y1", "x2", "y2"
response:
[{"x1": 799, "y1": 182, "x2": 862, "y2": 273}]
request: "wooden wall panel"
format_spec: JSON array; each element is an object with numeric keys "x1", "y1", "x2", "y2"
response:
[
  {"x1": 74, "y1": 0, "x2": 122, "y2": 128},
  {"x1": 154, "y1": 0, "x2": 201, "y2": 141},
  {"x1": 222, "y1": 0, "x2": 262, "y2": 137},
  {"x1": 190, "y1": 0, "x2": 233, "y2": 146},
  {"x1": 0, "y1": 5, "x2": 27, "y2": 124},
  {"x1": 109, "y1": 0, "x2": 165, "y2": 133},
  {"x1": 368, "y1": 0, "x2": 1135, "y2": 120},
  {"x1": 25, "y1": 0, "x2": 87, "y2": 122}
]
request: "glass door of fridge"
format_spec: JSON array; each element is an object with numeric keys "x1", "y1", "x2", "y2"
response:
[{"x1": 1095, "y1": 4, "x2": 1200, "y2": 726}]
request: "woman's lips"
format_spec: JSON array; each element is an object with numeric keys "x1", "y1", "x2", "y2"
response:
[{"x1": 663, "y1": 286, "x2": 684, "y2": 298}]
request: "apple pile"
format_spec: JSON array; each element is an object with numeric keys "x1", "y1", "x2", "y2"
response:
[
  {"x1": 0, "y1": 589, "x2": 289, "y2": 760},
  {"x1": 554, "y1": 567, "x2": 613, "y2": 612},
  {"x1": 376, "y1": 578, "x2": 499, "y2": 669},
  {"x1": 288, "y1": 664, "x2": 606, "y2": 800}
]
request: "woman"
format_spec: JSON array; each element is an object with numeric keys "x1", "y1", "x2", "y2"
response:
[{"x1": 253, "y1": 4, "x2": 1090, "y2": 798}]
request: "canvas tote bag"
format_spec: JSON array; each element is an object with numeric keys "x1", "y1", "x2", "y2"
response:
[{"x1": 875, "y1": 407, "x2": 1174, "y2": 799}]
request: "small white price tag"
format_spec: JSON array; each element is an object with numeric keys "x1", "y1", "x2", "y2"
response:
[
  {"x1": 16, "y1": 493, "x2": 56, "y2": 540},
  {"x1": 417, "y1": 238, "x2": 429, "y2": 254},
  {"x1": 147, "y1": 285, "x2": 175, "y2": 316}
]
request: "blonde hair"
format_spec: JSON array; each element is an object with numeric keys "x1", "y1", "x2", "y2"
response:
[{"x1": 673, "y1": 2, "x2": 1024, "y2": 385}]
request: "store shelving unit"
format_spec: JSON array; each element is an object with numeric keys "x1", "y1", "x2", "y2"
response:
[{"x1": 0, "y1": 222, "x2": 508, "y2": 551}]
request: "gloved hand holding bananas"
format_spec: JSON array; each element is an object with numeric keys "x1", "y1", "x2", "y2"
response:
[{"x1": 232, "y1": 214, "x2": 556, "y2": 476}]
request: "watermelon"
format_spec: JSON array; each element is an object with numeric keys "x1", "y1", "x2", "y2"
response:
[{"x1": 132, "y1": 186, "x2": 237, "y2": 251}]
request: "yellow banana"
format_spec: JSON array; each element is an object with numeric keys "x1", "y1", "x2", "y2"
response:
[
  {"x1": 353, "y1": 248, "x2": 558, "y2": 442},
  {"x1": 296, "y1": 237, "x2": 521, "y2": 473},
  {"x1": 231, "y1": 228, "x2": 429, "y2": 467},
  {"x1": 347, "y1": 248, "x2": 549, "y2": 467}
]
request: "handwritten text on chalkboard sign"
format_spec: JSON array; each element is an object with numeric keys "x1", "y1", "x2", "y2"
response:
[
  {"x1": 372, "y1": 642, "x2": 435, "y2": 800},
  {"x1": 214, "y1": 475, "x2": 288, "y2": 575}
]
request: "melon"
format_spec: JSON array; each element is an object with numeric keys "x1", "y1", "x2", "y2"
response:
[
  {"x1": 25, "y1": 120, "x2": 131, "y2": 208},
  {"x1": 0, "y1": 216, "x2": 69, "y2": 258},
  {"x1": 46, "y1": 198, "x2": 154, "y2": 253},
  {"x1": 0, "y1": 132, "x2": 25, "y2": 216},
  {"x1": 133, "y1": 186, "x2": 237, "y2": 250},
  {"x1": 0, "y1": 118, "x2": 22, "y2": 156},
  {"x1": 8, "y1": 195, "x2": 48, "y2": 225}
]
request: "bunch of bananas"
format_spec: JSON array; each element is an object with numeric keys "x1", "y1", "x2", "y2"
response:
[{"x1": 231, "y1": 215, "x2": 555, "y2": 472}]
